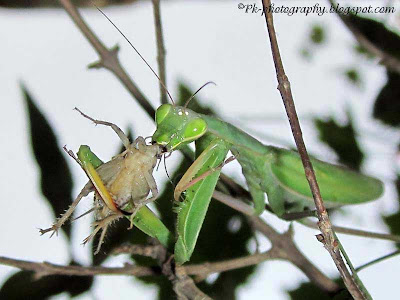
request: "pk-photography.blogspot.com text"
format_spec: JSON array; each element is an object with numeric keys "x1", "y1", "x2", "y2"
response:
[{"x1": 238, "y1": 2, "x2": 396, "y2": 16}]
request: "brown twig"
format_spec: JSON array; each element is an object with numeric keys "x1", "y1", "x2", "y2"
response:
[
  {"x1": 214, "y1": 191, "x2": 400, "y2": 243},
  {"x1": 213, "y1": 191, "x2": 255, "y2": 216},
  {"x1": 355, "y1": 249, "x2": 400, "y2": 272},
  {"x1": 261, "y1": 0, "x2": 364, "y2": 298},
  {"x1": 173, "y1": 271, "x2": 212, "y2": 300},
  {"x1": 249, "y1": 217, "x2": 339, "y2": 292},
  {"x1": 183, "y1": 249, "x2": 280, "y2": 279},
  {"x1": 328, "y1": 0, "x2": 400, "y2": 74},
  {"x1": 151, "y1": 0, "x2": 168, "y2": 104},
  {"x1": 58, "y1": 0, "x2": 155, "y2": 119},
  {"x1": 301, "y1": 219, "x2": 400, "y2": 243},
  {"x1": 0, "y1": 256, "x2": 156, "y2": 278},
  {"x1": 212, "y1": 191, "x2": 339, "y2": 292},
  {"x1": 112, "y1": 244, "x2": 167, "y2": 261}
]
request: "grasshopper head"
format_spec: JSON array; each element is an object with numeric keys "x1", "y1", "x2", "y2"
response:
[{"x1": 152, "y1": 104, "x2": 207, "y2": 151}]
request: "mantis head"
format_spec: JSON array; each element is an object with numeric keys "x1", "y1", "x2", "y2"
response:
[{"x1": 152, "y1": 104, "x2": 207, "y2": 151}]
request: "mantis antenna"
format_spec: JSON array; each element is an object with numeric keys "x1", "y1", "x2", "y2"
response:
[
  {"x1": 183, "y1": 81, "x2": 216, "y2": 109},
  {"x1": 93, "y1": 3, "x2": 175, "y2": 105}
]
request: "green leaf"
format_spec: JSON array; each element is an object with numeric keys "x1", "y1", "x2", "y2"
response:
[
  {"x1": 344, "y1": 68, "x2": 362, "y2": 87},
  {"x1": 0, "y1": 268, "x2": 93, "y2": 299},
  {"x1": 310, "y1": 24, "x2": 325, "y2": 45},
  {"x1": 23, "y1": 84, "x2": 74, "y2": 239},
  {"x1": 373, "y1": 71, "x2": 400, "y2": 127},
  {"x1": 314, "y1": 111, "x2": 364, "y2": 171}
]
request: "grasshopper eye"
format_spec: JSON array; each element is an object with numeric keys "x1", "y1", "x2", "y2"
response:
[
  {"x1": 155, "y1": 104, "x2": 172, "y2": 124},
  {"x1": 183, "y1": 118, "x2": 207, "y2": 141}
]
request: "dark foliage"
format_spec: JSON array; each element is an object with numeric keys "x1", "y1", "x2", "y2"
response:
[
  {"x1": 345, "y1": 14, "x2": 400, "y2": 60},
  {"x1": 314, "y1": 112, "x2": 364, "y2": 171},
  {"x1": 23, "y1": 85, "x2": 74, "y2": 239},
  {"x1": 0, "y1": 267, "x2": 93, "y2": 299},
  {"x1": 287, "y1": 280, "x2": 352, "y2": 300},
  {"x1": 373, "y1": 71, "x2": 400, "y2": 127}
]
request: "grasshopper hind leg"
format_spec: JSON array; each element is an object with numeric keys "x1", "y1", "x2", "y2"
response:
[
  {"x1": 39, "y1": 182, "x2": 93, "y2": 237},
  {"x1": 83, "y1": 212, "x2": 123, "y2": 255}
]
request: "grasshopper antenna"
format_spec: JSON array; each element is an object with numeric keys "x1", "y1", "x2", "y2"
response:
[
  {"x1": 184, "y1": 81, "x2": 216, "y2": 109},
  {"x1": 92, "y1": 3, "x2": 175, "y2": 105}
]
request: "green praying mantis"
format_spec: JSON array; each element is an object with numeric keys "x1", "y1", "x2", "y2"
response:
[
  {"x1": 41, "y1": 92, "x2": 384, "y2": 264},
  {"x1": 151, "y1": 102, "x2": 384, "y2": 264}
]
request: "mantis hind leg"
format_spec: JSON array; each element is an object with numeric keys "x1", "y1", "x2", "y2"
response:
[{"x1": 75, "y1": 108, "x2": 131, "y2": 149}]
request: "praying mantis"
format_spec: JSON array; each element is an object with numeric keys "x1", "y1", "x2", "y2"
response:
[
  {"x1": 40, "y1": 109, "x2": 173, "y2": 254},
  {"x1": 152, "y1": 102, "x2": 384, "y2": 264}
]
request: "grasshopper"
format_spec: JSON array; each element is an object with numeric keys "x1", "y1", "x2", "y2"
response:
[{"x1": 40, "y1": 109, "x2": 172, "y2": 254}]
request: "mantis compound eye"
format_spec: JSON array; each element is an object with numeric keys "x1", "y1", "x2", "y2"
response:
[
  {"x1": 183, "y1": 118, "x2": 207, "y2": 142},
  {"x1": 155, "y1": 104, "x2": 172, "y2": 125}
]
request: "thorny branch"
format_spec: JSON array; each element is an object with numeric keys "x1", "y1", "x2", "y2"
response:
[
  {"x1": 58, "y1": 0, "x2": 155, "y2": 118},
  {"x1": 261, "y1": 0, "x2": 365, "y2": 298},
  {"x1": 0, "y1": 256, "x2": 157, "y2": 278},
  {"x1": 301, "y1": 219, "x2": 400, "y2": 243},
  {"x1": 0, "y1": 241, "x2": 333, "y2": 292}
]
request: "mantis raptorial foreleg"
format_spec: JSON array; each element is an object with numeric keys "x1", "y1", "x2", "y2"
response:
[
  {"x1": 175, "y1": 155, "x2": 236, "y2": 201},
  {"x1": 174, "y1": 139, "x2": 230, "y2": 201},
  {"x1": 174, "y1": 137, "x2": 229, "y2": 264}
]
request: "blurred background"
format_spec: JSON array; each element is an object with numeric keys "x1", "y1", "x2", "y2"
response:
[{"x1": 1, "y1": 0, "x2": 400, "y2": 299}]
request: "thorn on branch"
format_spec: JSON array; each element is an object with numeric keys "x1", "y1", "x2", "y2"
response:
[
  {"x1": 316, "y1": 234, "x2": 325, "y2": 244},
  {"x1": 88, "y1": 44, "x2": 120, "y2": 70}
]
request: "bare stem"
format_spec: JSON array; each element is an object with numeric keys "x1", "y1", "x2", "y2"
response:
[
  {"x1": 356, "y1": 249, "x2": 400, "y2": 272},
  {"x1": 301, "y1": 219, "x2": 400, "y2": 243},
  {"x1": 151, "y1": 0, "x2": 168, "y2": 104},
  {"x1": 249, "y1": 216, "x2": 339, "y2": 292},
  {"x1": 0, "y1": 256, "x2": 156, "y2": 277},
  {"x1": 183, "y1": 249, "x2": 280, "y2": 278},
  {"x1": 58, "y1": 0, "x2": 155, "y2": 118},
  {"x1": 260, "y1": 0, "x2": 364, "y2": 298}
]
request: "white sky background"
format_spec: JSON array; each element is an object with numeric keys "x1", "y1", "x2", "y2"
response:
[{"x1": 0, "y1": 0, "x2": 399, "y2": 299}]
